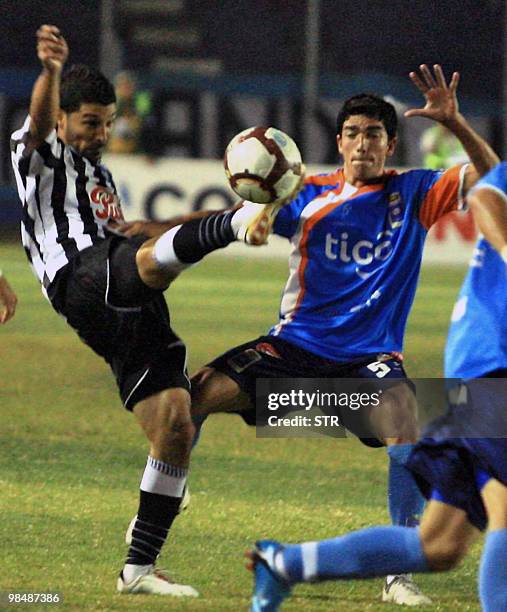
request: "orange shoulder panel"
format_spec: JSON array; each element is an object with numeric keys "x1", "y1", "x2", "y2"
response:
[{"x1": 419, "y1": 165, "x2": 463, "y2": 230}]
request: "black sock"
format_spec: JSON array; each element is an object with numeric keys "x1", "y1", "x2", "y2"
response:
[
  {"x1": 172, "y1": 211, "x2": 235, "y2": 263},
  {"x1": 125, "y1": 490, "x2": 181, "y2": 566}
]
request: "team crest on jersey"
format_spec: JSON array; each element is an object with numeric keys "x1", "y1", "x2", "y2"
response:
[
  {"x1": 90, "y1": 186, "x2": 124, "y2": 222},
  {"x1": 387, "y1": 193, "x2": 403, "y2": 229}
]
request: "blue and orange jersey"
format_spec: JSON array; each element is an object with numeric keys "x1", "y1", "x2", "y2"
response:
[
  {"x1": 445, "y1": 162, "x2": 507, "y2": 378},
  {"x1": 269, "y1": 165, "x2": 468, "y2": 360}
]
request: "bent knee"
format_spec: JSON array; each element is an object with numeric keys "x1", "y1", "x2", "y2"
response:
[
  {"x1": 424, "y1": 540, "x2": 469, "y2": 571},
  {"x1": 135, "y1": 389, "x2": 193, "y2": 439},
  {"x1": 135, "y1": 242, "x2": 175, "y2": 290},
  {"x1": 158, "y1": 401, "x2": 194, "y2": 434}
]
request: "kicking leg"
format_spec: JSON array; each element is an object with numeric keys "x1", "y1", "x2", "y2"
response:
[{"x1": 135, "y1": 206, "x2": 267, "y2": 290}]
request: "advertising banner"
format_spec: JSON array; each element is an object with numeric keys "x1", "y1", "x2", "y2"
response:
[{"x1": 104, "y1": 155, "x2": 476, "y2": 264}]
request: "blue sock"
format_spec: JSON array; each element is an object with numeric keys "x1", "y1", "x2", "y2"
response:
[
  {"x1": 191, "y1": 414, "x2": 207, "y2": 449},
  {"x1": 387, "y1": 444, "x2": 425, "y2": 527},
  {"x1": 479, "y1": 529, "x2": 507, "y2": 611},
  {"x1": 280, "y1": 526, "x2": 428, "y2": 582}
]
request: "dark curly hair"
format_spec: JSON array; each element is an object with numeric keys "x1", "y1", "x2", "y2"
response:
[
  {"x1": 60, "y1": 64, "x2": 116, "y2": 113},
  {"x1": 336, "y1": 94, "x2": 398, "y2": 140}
]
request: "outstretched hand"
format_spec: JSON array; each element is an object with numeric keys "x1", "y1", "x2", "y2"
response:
[
  {"x1": 0, "y1": 275, "x2": 17, "y2": 324},
  {"x1": 37, "y1": 24, "x2": 69, "y2": 72},
  {"x1": 405, "y1": 64, "x2": 460, "y2": 125}
]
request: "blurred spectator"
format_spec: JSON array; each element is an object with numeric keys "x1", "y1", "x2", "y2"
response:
[
  {"x1": 420, "y1": 124, "x2": 467, "y2": 169},
  {"x1": 107, "y1": 71, "x2": 153, "y2": 154}
]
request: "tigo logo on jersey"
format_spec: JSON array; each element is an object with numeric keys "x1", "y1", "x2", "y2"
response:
[
  {"x1": 324, "y1": 193, "x2": 404, "y2": 276},
  {"x1": 90, "y1": 187, "x2": 124, "y2": 221}
]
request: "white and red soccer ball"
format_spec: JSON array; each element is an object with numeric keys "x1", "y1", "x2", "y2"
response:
[{"x1": 224, "y1": 126, "x2": 305, "y2": 204}]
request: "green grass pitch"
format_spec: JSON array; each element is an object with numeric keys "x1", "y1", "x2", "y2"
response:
[{"x1": 0, "y1": 240, "x2": 482, "y2": 611}]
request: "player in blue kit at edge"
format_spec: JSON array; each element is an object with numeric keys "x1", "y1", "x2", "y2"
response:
[
  {"x1": 120, "y1": 64, "x2": 499, "y2": 605},
  {"x1": 248, "y1": 161, "x2": 507, "y2": 612}
]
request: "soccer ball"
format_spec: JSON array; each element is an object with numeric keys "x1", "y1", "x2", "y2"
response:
[{"x1": 224, "y1": 126, "x2": 304, "y2": 204}]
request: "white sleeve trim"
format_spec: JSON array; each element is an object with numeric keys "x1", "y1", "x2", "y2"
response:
[{"x1": 457, "y1": 163, "x2": 469, "y2": 210}]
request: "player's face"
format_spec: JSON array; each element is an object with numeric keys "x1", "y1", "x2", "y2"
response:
[
  {"x1": 58, "y1": 103, "x2": 117, "y2": 162},
  {"x1": 337, "y1": 115, "x2": 397, "y2": 185}
]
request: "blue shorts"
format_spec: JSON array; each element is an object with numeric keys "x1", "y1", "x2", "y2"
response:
[{"x1": 406, "y1": 372, "x2": 507, "y2": 530}]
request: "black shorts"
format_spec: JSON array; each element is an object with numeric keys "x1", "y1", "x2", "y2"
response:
[
  {"x1": 47, "y1": 235, "x2": 190, "y2": 410},
  {"x1": 208, "y1": 335, "x2": 410, "y2": 447}
]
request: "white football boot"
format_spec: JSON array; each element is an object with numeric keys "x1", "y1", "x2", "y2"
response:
[
  {"x1": 233, "y1": 170, "x2": 306, "y2": 245},
  {"x1": 232, "y1": 202, "x2": 276, "y2": 245},
  {"x1": 382, "y1": 575, "x2": 433, "y2": 606},
  {"x1": 125, "y1": 486, "x2": 191, "y2": 545},
  {"x1": 117, "y1": 567, "x2": 199, "y2": 597}
]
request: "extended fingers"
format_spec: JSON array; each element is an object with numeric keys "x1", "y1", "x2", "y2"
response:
[
  {"x1": 433, "y1": 64, "x2": 447, "y2": 88},
  {"x1": 449, "y1": 71, "x2": 460, "y2": 92},
  {"x1": 409, "y1": 71, "x2": 429, "y2": 95},
  {"x1": 419, "y1": 64, "x2": 438, "y2": 89},
  {"x1": 411, "y1": 63, "x2": 456, "y2": 92},
  {"x1": 409, "y1": 64, "x2": 438, "y2": 94}
]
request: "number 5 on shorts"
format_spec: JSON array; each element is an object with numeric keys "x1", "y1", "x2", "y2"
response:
[{"x1": 366, "y1": 360, "x2": 392, "y2": 378}]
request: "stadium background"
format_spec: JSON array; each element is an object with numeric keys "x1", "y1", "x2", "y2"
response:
[{"x1": 0, "y1": 1, "x2": 505, "y2": 610}]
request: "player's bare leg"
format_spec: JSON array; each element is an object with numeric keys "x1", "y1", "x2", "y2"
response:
[
  {"x1": 118, "y1": 388, "x2": 199, "y2": 596},
  {"x1": 479, "y1": 478, "x2": 507, "y2": 609},
  {"x1": 418, "y1": 500, "x2": 477, "y2": 571},
  {"x1": 191, "y1": 367, "x2": 252, "y2": 416},
  {"x1": 368, "y1": 382, "x2": 419, "y2": 445}
]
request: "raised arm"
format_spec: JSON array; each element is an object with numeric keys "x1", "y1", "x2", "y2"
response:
[
  {"x1": 28, "y1": 25, "x2": 69, "y2": 149},
  {"x1": 405, "y1": 64, "x2": 499, "y2": 194}
]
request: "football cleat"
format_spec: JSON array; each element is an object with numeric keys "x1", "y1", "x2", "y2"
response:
[
  {"x1": 248, "y1": 540, "x2": 292, "y2": 611},
  {"x1": 125, "y1": 486, "x2": 191, "y2": 545},
  {"x1": 233, "y1": 172, "x2": 304, "y2": 246},
  {"x1": 117, "y1": 568, "x2": 199, "y2": 597},
  {"x1": 382, "y1": 575, "x2": 433, "y2": 606},
  {"x1": 234, "y1": 201, "x2": 285, "y2": 245}
]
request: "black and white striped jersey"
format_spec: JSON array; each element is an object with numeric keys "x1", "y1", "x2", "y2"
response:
[{"x1": 10, "y1": 115, "x2": 124, "y2": 290}]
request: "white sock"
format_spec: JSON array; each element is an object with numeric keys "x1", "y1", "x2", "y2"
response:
[
  {"x1": 140, "y1": 455, "x2": 187, "y2": 497},
  {"x1": 152, "y1": 226, "x2": 193, "y2": 273}
]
